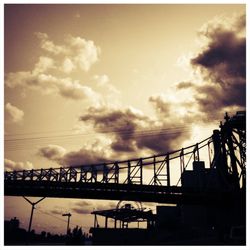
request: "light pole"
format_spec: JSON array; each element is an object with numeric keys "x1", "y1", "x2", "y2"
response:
[
  {"x1": 62, "y1": 213, "x2": 71, "y2": 235},
  {"x1": 23, "y1": 196, "x2": 46, "y2": 234}
]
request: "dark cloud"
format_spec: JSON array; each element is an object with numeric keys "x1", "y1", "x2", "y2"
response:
[
  {"x1": 38, "y1": 145, "x2": 65, "y2": 162},
  {"x1": 80, "y1": 107, "x2": 152, "y2": 153},
  {"x1": 190, "y1": 14, "x2": 246, "y2": 120},
  {"x1": 71, "y1": 200, "x2": 116, "y2": 215},
  {"x1": 72, "y1": 207, "x2": 92, "y2": 215},
  {"x1": 37, "y1": 143, "x2": 111, "y2": 167},
  {"x1": 136, "y1": 129, "x2": 189, "y2": 154},
  {"x1": 50, "y1": 208, "x2": 63, "y2": 216},
  {"x1": 71, "y1": 201, "x2": 93, "y2": 215},
  {"x1": 176, "y1": 81, "x2": 195, "y2": 90},
  {"x1": 148, "y1": 96, "x2": 171, "y2": 116},
  {"x1": 59, "y1": 147, "x2": 109, "y2": 166},
  {"x1": 79, "y1": 105, "x2": 192, "y2": 155}
]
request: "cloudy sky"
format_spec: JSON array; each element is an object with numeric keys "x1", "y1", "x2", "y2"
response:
[{"x1": 4, "y1": 4, "x2": 246, "y2": 234}]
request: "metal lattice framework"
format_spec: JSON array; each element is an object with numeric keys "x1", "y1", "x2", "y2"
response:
[
  {"x1": 212, "y1": 111, "x2": 246, "y2": 190},
  {"x1": 4, "y1": 137, "x2": 212, "y2": 186}
]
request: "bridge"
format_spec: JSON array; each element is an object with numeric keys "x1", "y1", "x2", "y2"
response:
[{"x1": 4, "y1": 111, "x2": 246, "y2": 205}]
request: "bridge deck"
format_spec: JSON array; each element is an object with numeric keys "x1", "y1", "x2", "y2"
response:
[{"x1": 5, "y1": 180, "x2": 232, "y2": 204}]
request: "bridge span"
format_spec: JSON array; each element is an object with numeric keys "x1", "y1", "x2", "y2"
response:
[{"x1": 4, "y1": 111, "x2": 246, "y2": 205}]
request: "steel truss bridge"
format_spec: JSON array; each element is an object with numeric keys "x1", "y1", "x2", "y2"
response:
[{"x1": 4, "y1": 111, "x2": 246, "y2": 204}]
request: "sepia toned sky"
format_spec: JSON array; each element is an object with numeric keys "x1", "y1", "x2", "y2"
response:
[{"x1": 4, "y1": 4, "x2": 246, "y2": 234}]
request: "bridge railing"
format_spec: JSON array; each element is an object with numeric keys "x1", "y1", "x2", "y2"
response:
[{"x1": 4, "y1": 136, "x2": 213, "y2": 187}]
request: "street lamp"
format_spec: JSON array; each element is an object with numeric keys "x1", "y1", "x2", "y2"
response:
[{"x1": 62, "y1": 213, "x2": 71, "y2": 235}]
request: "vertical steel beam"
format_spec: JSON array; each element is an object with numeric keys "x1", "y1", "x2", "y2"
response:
[
  {"x1": 140, "y1": 158, "x2": 143, "y2": 185},
  {"x1": 127, "y1": 161, "x2": 131, "y2": 184},
  {"x1": 94, "y1": 214, "x2": 97, "y2": 228},
  {"x1": 166, "y1": 154, "x2": 170, "y2": 187},
  {"x1": 103, "y1": 163, "x2": 108, "y2": 183},
  {"x1": 208, "y1": 142, "x2": 211, "y2": 167},
  {"x1": 196, "y1": 144, "x2": 200, "y2": 161},
  {"x1": 115, "y1": 162, "x2": 119, "y2": 184},
  {"x1": 153, "y1": 156, "x2": 157, "y2": 185},
  {"x1": 212, "y1": 129, "x2": 221, "y2": 168},
  {"x1": 225, "y1": 126, "x2": 239, "y2": 188},
  {"x1": 180, "y1": 149, "x2": 184, "y2": 174}
]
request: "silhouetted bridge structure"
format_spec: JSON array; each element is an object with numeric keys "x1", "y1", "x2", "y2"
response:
[{"x1": 4, "y1": 112, "x2": 246, "y2": 205}]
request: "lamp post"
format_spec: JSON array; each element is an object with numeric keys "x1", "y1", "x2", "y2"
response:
[
  {"x1": 62, "y1": 213, "x2": 71, "y2": 235},
  {"x1": 23, "y1": 196, "x2": 46, "y2": 234}
]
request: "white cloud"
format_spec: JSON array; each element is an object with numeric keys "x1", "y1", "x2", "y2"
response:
[
  {"x1": 4, "y1": 158, "x2": 33, "y2": 171},
  {"x1": 5, "y1": 103, "x2": 24, "y2": 123},
  {"x1": 35, "y1": 32, "x2": 100, "y2": 73},
  {"x1": 94, "y1": 74, "x2": 109, "y2": 86},
  {"x1": 94, "y1": 74, "x2": 120, "y2": 95},
  {"x1": 66, "y1": 36, "x2": 100, "y2": 72},
  {"x1": 5, "y1": 70, "x2": 101, "y2": 102},
  {"x1": 58, "y1": 79, "x2": 100, "y2": 100},
  {"x1": 62, "y1": 57, "x2": 75, "y2": 74},
  {"x1": 33, "y1": 56, "x2": 55, "y2": 74},
  {"x1": 5, "y1": 32, "x2": 102, "y2": 102},
  {"x1": 35, "y1": 32, "x2": 67, "y2": 55}
]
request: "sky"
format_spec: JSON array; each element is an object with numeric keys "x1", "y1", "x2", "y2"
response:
[{"x1": 3, "y1": 4, "x2": 246, "y2": 235}]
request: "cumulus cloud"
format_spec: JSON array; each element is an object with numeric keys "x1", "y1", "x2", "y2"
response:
[
  {"x1": 35, "y1": 32, "x2": 100, "y2": 73},
  {"x1": 189, "y1": 13, "x2": 246, "y2": 120},
  {"x1": 5, "y1": 70, "x2": 100, "y2": 101},
  {"x1": 33, "y1": 56, "x2": 55, "y2": 74},
  {"x1": 62, "y1": 58, "x2": 75, "y2": 74},
  {"x1": 80, "y1": 106, "x2": 152, "y2": 152},
  {"x1": 5, "y1": 103, "x2": 24, "y2": 123},
  {"x1": 4, "y1": 158, "x2": 33, "y2": 171},
  {"x1": 35, "y1": 32, "x2": 67, "y2": 55},
  {"x1": 58, "y1": 79, "x2": 100, "y2": 100},
  {"x1": 94, "y1": 74, "x2": 120, "y2": 96},
  {"x1": 79, "y1": 104, "x2": 192, "y2": 154},
  {"x1": 5, "y1": 32, "x2": 101, "y2": 102},
  {"x1": 37, "y1": 102, "x2": 192, "y2": 165}
]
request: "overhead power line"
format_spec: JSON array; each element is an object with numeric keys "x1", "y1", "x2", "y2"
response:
[
  {"x1": 5, "y1": 127, "x2": 193, "y2": 152},
  {"x1": 5, "y1": 125, "x2": 192, "y2": 142}
]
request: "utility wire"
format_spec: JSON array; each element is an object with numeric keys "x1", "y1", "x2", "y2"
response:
[
  {"x1": 4, "y1": 127, "x2": 192, "y2": 146},
  {"x1": 5, "y1": 125, "x2": 214, "y2": 152},
  {"x1": 5, "y1": 129, "x2": 193, "y2": 152},
  {"x1": 36, "y1": 208, "x2": 87, "y2": 229},
  {"x1": 5, "y1": 125, "x2": 192, "y2": 142}
]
